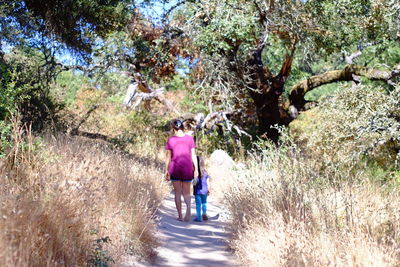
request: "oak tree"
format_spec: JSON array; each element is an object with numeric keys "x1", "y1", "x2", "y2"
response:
[{"x1": 173, "y1": 0, "x2": 400, "y2": 141}]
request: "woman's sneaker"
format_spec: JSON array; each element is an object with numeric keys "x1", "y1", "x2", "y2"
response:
[
  {"x1": 194, "y1": 217, "x2": 202, "y2": 222},
  {"x1": 202, "y1": 214, "x2": 208, "y2": 221}
]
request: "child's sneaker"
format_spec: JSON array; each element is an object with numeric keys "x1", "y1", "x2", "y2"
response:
[
  {"x1": 194, "y1": 217, "x2": 202, "y2": 222},
  {"x1": 202, "y1": 214, "x2": 208, "y2": 221}
]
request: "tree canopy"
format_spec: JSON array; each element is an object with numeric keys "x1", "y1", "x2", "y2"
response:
[
  {"x1": 1, "y1": 0, "x2": 399, "y2": 140},
  {"x1": 0, "y1": 0, "x2": 131, "y2": 54}
]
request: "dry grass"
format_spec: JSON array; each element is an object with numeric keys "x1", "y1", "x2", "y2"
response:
[
  {"x1": 0, "y1": 122, "x2": 169, "y2": 266},
  {"x1": 232, "y1": 219, "x2": 393, "y2": 267},
  {"x1": 223, "y1": 140, "x2": 400, "y2": 267}
]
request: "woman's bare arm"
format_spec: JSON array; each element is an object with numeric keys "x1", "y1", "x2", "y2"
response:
[
  {"x1": 165, "y1": 150, "x2": 171, "y2": 180},
  {"x1": 191, "y1": 148, "x2": 199, "y2": 178}
]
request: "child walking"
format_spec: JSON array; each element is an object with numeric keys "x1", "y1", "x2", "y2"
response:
[{"x1": 193, "y1": 156, "x2": 210, "y2": 222}]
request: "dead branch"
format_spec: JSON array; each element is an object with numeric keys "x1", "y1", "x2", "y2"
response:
[
  {"x1": 129, "y1": 88, "x2": 165, "y2": 109},
  {"x1": 188, "y1": 111, "x2": 251, "y2": 139},
  {"x1": 345, "y1": 51, "x2": 362, "y2": 64},
  {"x1": 122, "y1": 67, "x2": 181, "y2": 115}
]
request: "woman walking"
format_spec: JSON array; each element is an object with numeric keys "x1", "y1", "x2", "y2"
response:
[{"x1": 165, "y1": 119, "x2": 198, "y2": 222}]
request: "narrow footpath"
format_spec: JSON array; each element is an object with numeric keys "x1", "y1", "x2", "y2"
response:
[{"x1": 152, "y1": 193, "x2": 238, "y2": 267}]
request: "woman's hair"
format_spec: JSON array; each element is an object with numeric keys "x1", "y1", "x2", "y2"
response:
[
  {"x1": 171, "y1": 119, "x2": 184, "y2": 131},
  {"x1": 197, "y1": 156, "x2": 207, "y2": 176}
]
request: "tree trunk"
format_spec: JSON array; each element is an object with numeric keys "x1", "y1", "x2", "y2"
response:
[
  {"x1": 246, "y1": 45, "x2": 294, "y2": 142},
  {"x1": 253, "y1": 93, "x2": 282, "y2": 142},
  {"x1": 247, "y1": 77, "x2": 290, "y2": 142}
]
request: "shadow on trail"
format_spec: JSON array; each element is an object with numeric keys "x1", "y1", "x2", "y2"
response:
[{"x1": 153, "y1": 193, "x2": 237, "y2": 267}]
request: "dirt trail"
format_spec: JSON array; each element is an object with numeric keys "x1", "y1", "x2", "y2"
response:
[{"x1": 131, "y1": 192, "x2": 238, "y2": 266}]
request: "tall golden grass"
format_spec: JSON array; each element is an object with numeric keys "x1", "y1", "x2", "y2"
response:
[
  {"x1": 222, "y1": 138, "x2": 399, "y2": 266},
  {"x1": 0, "y1": 120, "x2": 169, "y2": 266}
]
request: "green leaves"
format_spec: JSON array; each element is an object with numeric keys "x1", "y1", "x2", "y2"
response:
[
  {"x1": 306, "y1": 0, "x2": 398, "y2": 54},
  {"x1": 188, "y1": 0, "x2": 259, "y2": 55},
  {"x1": 0, "y1": 46, "x2": 61, "y2": 131},
  {"x1": 1, "y1": 0, "x2": 132, "y2": 55}
]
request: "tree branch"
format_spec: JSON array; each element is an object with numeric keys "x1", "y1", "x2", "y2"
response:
[
  {"x1": 248, "y1": 0, "x2": 275, "y2": 80},
  {"x1": 345, "y1": 51, "x2": 362, "y2": 64},
  {"x1": 289, "y1": 64, "x2": 400, "y2": 116},
  {"x1": 248, "y1": 30, "x2": 273, "y2": 91},
  {"x1": 162, "y1": 0, "x2": 187, "y2": 22},
  {"x1": 186, "y1": 111, "x2": 251, "y2": 138},
  {"x1": 277, "y1": 39, "x2": 297, "y2": 81}
]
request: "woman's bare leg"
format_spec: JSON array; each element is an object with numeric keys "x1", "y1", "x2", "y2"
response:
[
  {"x1": 172, "y1": 181, "x2": 183, "y2": 220},
  {"x1": 182, "y1": 182, "x2": 192, "y2": 222}
]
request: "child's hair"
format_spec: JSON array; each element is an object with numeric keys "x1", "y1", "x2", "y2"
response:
[
  {"x1": 171, "y1": 119, "x2": 184, "y2": 131},
  {"x1": 197, "y1": 156, "x2": 207, "y2": 176},
  {"x1": 183, "y1": 119, "x2": 196, "y2": 133}
]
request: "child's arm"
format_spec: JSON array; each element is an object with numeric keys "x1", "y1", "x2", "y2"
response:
[{"x1": 207, "y1": 175, "x2": 211, "y2": 195}]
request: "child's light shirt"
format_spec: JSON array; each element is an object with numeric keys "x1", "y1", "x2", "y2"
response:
[{"x1": 193, "y1": 173, "x2": 209, "y2": 195}]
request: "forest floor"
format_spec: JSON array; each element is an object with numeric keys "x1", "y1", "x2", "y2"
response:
[{"x1": 123, "y1": 192, "x2": 238, "y2": 267}]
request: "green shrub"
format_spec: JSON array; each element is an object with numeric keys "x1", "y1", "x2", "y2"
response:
[
  {"x1": 0, "y1": 120, "x2": 12, "y2": 157},
  {"x1": 180, "y1": 94, "x2": 208, "y2": 114},
  {"x1": 290, "y1": 84, "x2": 400, "y2": 179},
  {"x1": 2, "y1": 47, "x2": 60, "y2": 131},
  {"x1": 93, "y1": 72, "x2": 130, "y2": 95},
  {"x1": 54, "y1": 71, "x2": 90, "y2": 106},
  {"x1": 164, "y1": 74, "x2": 189, "y2": 91}
]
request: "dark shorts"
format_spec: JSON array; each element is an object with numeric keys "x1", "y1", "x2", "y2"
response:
[{"x1": 170, "y1": 176, "x2": 193, "y2": 182}]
